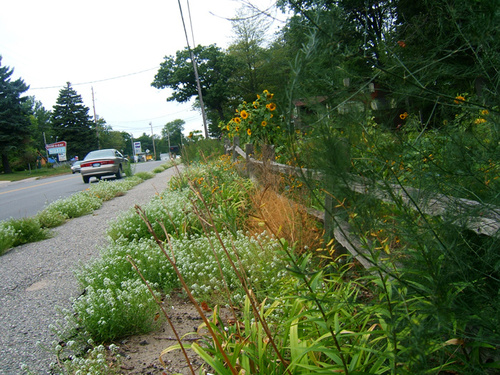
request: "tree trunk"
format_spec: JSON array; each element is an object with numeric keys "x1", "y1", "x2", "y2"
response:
[{"x1": 1, "y1": 152, "x2": 12, "y2": 174}]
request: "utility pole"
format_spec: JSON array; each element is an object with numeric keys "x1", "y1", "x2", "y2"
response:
[
  {"x1": 150, "y1": 122, "x2": 156, "y2": 161},
  {"x1": 177, "y1": 0, "x2": 209, "y2": 138},
  {"x1": 92, "y1": 87, "x2": 99, "y2": 149}
]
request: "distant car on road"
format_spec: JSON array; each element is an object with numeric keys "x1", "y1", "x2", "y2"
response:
[
  {"x1": 80, "y1": 149, "x2": 126, "y2": 183},
  {"x1": 71, "y1": 161, "x2": 82, "y2": 174}
]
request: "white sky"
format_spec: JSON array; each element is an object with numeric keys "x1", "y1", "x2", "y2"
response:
[{"x1": 0, "y1": 0, "x2": 285, "y2": 138}]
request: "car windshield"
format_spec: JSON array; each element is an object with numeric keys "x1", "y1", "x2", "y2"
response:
[{"x1": 84, "y1": 150, "x2": 116, "y2": 160}]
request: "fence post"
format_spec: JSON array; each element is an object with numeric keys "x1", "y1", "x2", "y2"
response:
[
  {"x1": 245, "y1": 143, "x2": 254, "y2": 177},
  {"x1": 324, "y1": 190, "x2": 348, "y2": 258},
  {"x1": 224, "y1": 137, "x2": 231, "y2": 155},
  {"x1": 324, "y1": 193, "x2": 334, "y2": 241},
  {"x1": 263, "y1": 144, "x2": 275, "y2": 162},
  {"x1": 232, "y1": 136, "x2": 239, "y2": 162}
]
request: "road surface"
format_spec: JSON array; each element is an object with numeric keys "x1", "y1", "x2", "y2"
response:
[{"x1": 0, "y1": 160, "x2": 165, "y2": 222}]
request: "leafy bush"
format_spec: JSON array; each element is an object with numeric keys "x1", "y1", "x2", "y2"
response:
[
  {"x1": 0, "y1": 222, "x2": 16, "y2": 255},
  {"x1": 36, "y1": 208, "x2": 68, "y2": 228},
  {"x1": 133, "y1": 171, "x2": 154, "y2": 180},
  {"x1": 181, "y1": 138, "x2": 224, "y2": 164},
  {"x1": 9, "y1": 217, "x2": 50, "y2": 246}
]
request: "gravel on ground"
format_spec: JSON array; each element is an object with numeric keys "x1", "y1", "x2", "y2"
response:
[{"x1": 0, "y1": 166, "x2": 182, "y2": 374}]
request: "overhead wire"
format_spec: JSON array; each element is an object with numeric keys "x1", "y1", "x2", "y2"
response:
[{"x1": 30, "y1": 66, "x2": 160, "y2": 90}]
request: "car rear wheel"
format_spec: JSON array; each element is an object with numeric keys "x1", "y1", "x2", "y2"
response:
[
  {"x1": 83, "y1": 175, "x2": 90, "y2": 183},
  {"x1": 115, "y1": 166, "x2": 122, "y2": 179}
]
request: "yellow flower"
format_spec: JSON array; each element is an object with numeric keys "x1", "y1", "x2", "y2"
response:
[
  {"x1": 266, "y1": 103, "x2": 277, "y2": 111},
  {"x1": 261, "y1": 121, "x2": 267, "y2": 127},
  {"x1": 226, "y1": 125, "x2": 230, "y2": 131},
  {"x1": 263, "y1": 89, "x2": 269, "y2": 95},
  {"x1": 247, "y1": 128, "x2": 252, "y2": 136},
  {"x1": 474, "y1": 118, "x2": 487, "y2": 124},
  {"x1": 256, "y1": 94, "x2": 261, "y2": 100},
  {"x1": 454, "y1": 95, "x2": 466, "y2": 104},
  {"x1": 234, "y1": 117, "x2": 241, "y2": 124},
  {"x1": 481, "y1": 109, "x2": 489, "y2": 115},
  {"x1": 400, "y1": 112, "x2": 408, "y2": 120},
  {"x1": 240, "y1": 110, "x2": 249, "y2": 119}
]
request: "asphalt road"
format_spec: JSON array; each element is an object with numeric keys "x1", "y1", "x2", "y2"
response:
[{"x1": 0, "y1": 160, "x2": 166, "y2": 222}]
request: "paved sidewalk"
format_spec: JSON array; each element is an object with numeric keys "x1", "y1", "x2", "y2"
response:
[{"x1": 0, "y1": 166, "x2": 182, "y2": 374}]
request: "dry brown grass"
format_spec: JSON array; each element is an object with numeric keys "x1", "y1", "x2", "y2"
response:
[{"x1": 247, "y1": 184, "x2": 323, "y2": 254}]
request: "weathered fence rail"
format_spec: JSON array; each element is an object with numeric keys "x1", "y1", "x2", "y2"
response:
[{"x1": 225, "y1": 138, "x2": 500, "y2": 268}]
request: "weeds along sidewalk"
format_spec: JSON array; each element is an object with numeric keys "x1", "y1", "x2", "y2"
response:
[{"x1": 0, "y1": 166, "x2": 182, "y2": 374}]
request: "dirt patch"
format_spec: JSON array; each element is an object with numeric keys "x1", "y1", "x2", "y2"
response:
[{"x1": 114, "y1": 294, "x2": 231, "y2": 375}]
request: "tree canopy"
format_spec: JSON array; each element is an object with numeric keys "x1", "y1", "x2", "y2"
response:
[
  {"x1": 152, "y1": 44, "x2": 238, "y2": 136},
  {"x1": 0, "y1": 56, "x2": 31, "y2": 173}
]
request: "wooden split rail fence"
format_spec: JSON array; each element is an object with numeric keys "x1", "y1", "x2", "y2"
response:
[{"x1": 225, "y1": 137, "x2": 500, "y2": 269}]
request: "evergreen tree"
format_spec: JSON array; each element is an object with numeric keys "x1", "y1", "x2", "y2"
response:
[
  {"x1": 51, "y1": 82, "x2": 95, "y2": 159},
  {"x1": 0, "y1": 56, "x2": 31, "y2": 174}
]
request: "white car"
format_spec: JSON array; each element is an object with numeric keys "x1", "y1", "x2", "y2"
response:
[{"x1": 80, "y1": 149, "x2": 126, "y2": 183}]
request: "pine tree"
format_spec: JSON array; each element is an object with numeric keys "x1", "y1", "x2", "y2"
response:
[
  {"x1": 51, "y1": 82, "x2": 96, "y2": 159},
  {"x1": 0, "y1": 56, "x2": 31, "y2": 174}
]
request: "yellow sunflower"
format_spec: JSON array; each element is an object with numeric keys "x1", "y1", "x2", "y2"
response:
[
  {"x1": 247, "y1": 128, "x2": 252, "y2": 136},
  {"x1": 261, "y1": 121, "x2": 267, "y2": 127},
  {"x1": 241, "y1": 110, "x2": 249, "y2": 119},
  {"x1": 266, "y1": 103, "x2": 277, "y2": 111}
]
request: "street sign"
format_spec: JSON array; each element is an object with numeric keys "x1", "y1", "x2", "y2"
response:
[
  {"x1": 46, "y1": 141, "x2": 67, "y2": 161},
  {"x1": 133, "y1": 141, "x2": 141, "y2": 154}
]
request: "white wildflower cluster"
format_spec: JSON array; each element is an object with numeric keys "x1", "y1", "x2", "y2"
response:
[
  {"x1": 60, "y1": 343, "x2": 120, "y2": 375},
  {"x1": 0, "y1": 221, "x2": 16, "y2": 253},
  {"x1": 46, "y1": 190, "x2": 102, "y2": 218},
  {"x1": 173, "y1": 231, "x2": 286, "y2": 301},
  {"x1": 71, "y1": 278, "x2": 161, "y2": 342},
  {"x1": 107, "y1": 188, "x2": 194, "y2": 241}
]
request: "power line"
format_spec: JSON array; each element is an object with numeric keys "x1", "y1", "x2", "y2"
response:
[{"x1": 30, "y1": 66, "x2": 160, "y2": 90}]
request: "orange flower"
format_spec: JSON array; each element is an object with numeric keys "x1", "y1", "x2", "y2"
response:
[
  {"x1": 261, "y1": 120, "x2": 267, "y2": 127},
  {"x1": 240, "y1": 110, "x2": 249, "y2": 119},
  {"x1": 454, "y1": 95, "x2": 466, "y2": 104},
  {"x1": 400, "y1": 112, "x2": 408, "y2": 120},
  {"x1": 234, "y1": 117, "x2": 241, "y2": 124},
  {"x1": 397, "y1": 40, "x2": 406, "y2": 48}
]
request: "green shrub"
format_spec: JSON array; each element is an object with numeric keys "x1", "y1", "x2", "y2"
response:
[
  {"x1": 0, "y1": 222, "x2": 16, "y2": 255},
  {"x1": 181, "y1": 138, "x2": 224, "y2": 164},
  {"x1": 9, "y1": 217, "x2": 50, "y2": 246},
  {"x1": 36, "y1": 208, "x2": 68, "y2": 228},
  {"x1": 134, "y1": 171, "x2": 154, "y2": 180}
]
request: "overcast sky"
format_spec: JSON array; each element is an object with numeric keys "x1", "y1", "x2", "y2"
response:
[{"x1": 0, "y1": 0, "x2": 285, "y2": 139}]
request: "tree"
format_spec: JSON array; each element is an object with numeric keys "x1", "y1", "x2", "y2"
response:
[
  {"x1": 161, "y1": 119, "x2": 185, "y2": 150},
  {"x1": 25, "y1": 96, "x2": 52, "y2": 151},
  {"x1": 0, "y1": 56, "x2": 31, "y2": 173},
  {"x1": 92, "y1": 117, "x2": 126, "y2": 152},
  {"x1": 152, "y1": 45, "x2": 237, "y2": 137},
  {"x1": 51, "y1": 82, "x2": 95, "y2": 159}
]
